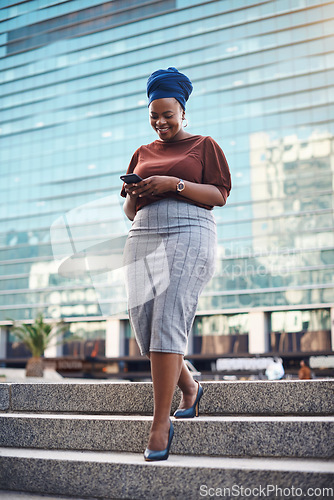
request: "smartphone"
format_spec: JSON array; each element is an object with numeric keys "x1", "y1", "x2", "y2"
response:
[{"x1": 120, "y1": 173, "x2": 143, "y2": 183}]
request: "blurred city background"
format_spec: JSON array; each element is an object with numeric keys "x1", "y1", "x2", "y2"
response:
[{"x1": 1, "y1": 0, "x2": 333, "y2": 379}]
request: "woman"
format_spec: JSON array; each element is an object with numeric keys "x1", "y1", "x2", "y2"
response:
[{"x1": 120, "y1": 67, "x2": 231, "y2": 461}]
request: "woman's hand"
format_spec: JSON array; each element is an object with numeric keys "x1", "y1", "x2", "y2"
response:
[
  {"x1": 124, "y1": 183, "x2": 140, "y2": 198},
  {"x1": 123, "y1": 184, "x2": 140, "y2": 221},
  {"x1": 126, "y1": 176, "x2": 174, "y2": 197},
  {"x1": 124, "y1": 175, "x2": 226, "y2": 210}
]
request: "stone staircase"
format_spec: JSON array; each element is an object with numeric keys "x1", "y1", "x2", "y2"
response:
[{"x1": 0, "y1": 379, "x2": 333, "y2": 500}]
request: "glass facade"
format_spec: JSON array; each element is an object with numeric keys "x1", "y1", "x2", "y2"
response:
[{"x1": 1, "y1": 0, "x2": 333, "y2": 357}]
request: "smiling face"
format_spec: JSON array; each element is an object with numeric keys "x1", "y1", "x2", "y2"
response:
[{"x1": 149, "y1": 98, "x2": 186, "y2": 142}]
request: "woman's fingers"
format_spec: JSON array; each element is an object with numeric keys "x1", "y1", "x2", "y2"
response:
[
  {"x1": 127, "y1": 176, "x2": 169, "y2": 197},
  {"x1": 132, "y1": 180, "x2": 153, "y2": 196},
  {"x1": 125, "y1": 183, "x2": 142, "y2": 198},
  {"x1": 137, "y1": 185, "x2": 152, "y2": 196},
  {"x1": 126, "y1": 182, "x2": 143, "y2": 194}
]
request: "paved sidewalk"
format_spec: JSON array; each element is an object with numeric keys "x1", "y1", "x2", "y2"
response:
[
  {"x1": 0, "y1": 368, "x2": 63, "y2": 383},
  {"x1": 0, "y1": 368, "x2": 124, "y2": 383},
  {"x1": 0, "y1": 491, "x2": 101, "y2": 500}
]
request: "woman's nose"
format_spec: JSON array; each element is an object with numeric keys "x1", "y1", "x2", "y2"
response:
[{"x1": 156, "y1": 117, "x2": 167, "y2": 126}]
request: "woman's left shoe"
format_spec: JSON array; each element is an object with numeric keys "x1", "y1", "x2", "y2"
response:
[
  {"x1": 173, "y1": 380, "x2": 203, "y2": 418},
  {"x1": 144, "y1": 419, "x2": 174, "y2": 461}
]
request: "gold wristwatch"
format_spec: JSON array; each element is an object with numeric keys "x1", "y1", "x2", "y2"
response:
[{"x1": 176, "y1": 179, "x2": 185, "y2": 192}]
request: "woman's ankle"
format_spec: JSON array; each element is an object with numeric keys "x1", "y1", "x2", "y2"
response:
[
  {"x1": 179, "y1": 379, "x2": 198, "y2": 396},
  {"x1": 151, "y1": 416, "x2": 170, "y2": 431}
]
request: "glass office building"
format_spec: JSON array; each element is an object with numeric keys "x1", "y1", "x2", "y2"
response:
[{"x1": 1, "y1": 0, "x2": 333, "y2": 360}]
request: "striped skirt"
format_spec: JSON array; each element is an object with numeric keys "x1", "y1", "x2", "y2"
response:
[{"x1": 123, "y1": 198, "x2": 217, "y2": 356}]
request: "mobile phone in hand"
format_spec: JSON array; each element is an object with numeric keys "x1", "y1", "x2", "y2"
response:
[{"x1": 120, "y1": 173, "x2": 143, "y2": 183}]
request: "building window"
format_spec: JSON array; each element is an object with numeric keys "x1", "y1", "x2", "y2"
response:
[
  {"x1": 270, "y1": 309, "x2": 331, "y2": 353},
  {"x1": 193, "y1": 314, "x2": 249, "y2": 355},
  {"x1": 62, "y1": 321, "x2": 106, "y2": 358}
]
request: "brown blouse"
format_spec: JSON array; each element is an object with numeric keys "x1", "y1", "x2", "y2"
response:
[{"x1": 120, "y1": 135, "x2": 231, "y2": 213}]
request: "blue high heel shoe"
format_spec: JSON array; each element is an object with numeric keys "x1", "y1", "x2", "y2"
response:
[
  {"x1": 144, "y1": 419, "x2": 174, "y2": 461},
  {"x1": 173, "y1": 380, "x2": 203, "y2": 418}
]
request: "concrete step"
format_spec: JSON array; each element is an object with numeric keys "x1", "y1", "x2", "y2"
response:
[
  {"x1": 1, "y1": 413, "x2": 333, "y2": 459},
  {"x1": 1, "y1": 379, "x2": 333, "y2": 416},
  {"x1": 0, "y1": 491, "x2": 85, "y2": 500},
  {"x1": 0, "y1": 447, "x2": 333, "y2": 500}
]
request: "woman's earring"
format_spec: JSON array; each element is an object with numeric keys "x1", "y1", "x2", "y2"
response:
[{"x1": 182, "y1": 117, "x2": 188, "y2": 128}]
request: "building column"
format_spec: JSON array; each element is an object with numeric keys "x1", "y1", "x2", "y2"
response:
[
  {"x1": 44, "y1": 327, "x2": 63, "y2": 358},
  {"x1": 186, "y1": 326, "x2": 194, "y2": 355},
  {"x1": 331, "y1": 307, "x2": 334, "y2": 352},
  {"x1": 106, "y1": 319, "x2": 123, "y2": 357},
  {"x1": 248, "y1": 311, "x2": 270, "y2": 354},
  {"x1": 0, "y1": 326, "x2": 7, "y2": 359}
]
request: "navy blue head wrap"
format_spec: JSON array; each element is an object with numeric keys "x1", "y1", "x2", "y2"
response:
[{"x1": 147, "y1": 67, "x2": 193, "y2": 110}]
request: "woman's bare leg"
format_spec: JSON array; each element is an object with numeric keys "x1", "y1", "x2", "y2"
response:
[
  {"x1": 175, "y1": 359, "x2": 199, "y2": 410},
  {"x1": 147, "y1": 352, "x2": 183, "y2": 451}
]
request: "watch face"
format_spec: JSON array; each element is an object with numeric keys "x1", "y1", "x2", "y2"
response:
[{"x1": 177, "y1": 180, "x2": 185, "y2": 191}]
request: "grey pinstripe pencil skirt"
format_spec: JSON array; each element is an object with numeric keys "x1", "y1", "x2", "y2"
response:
[{"x1": 123, "y1": 198, "x2": 217, "y2": 356}]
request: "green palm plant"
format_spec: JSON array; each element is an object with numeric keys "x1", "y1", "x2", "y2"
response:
[{"x1": 10, "y1": 313, "x2": 81, "y2": 377}]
